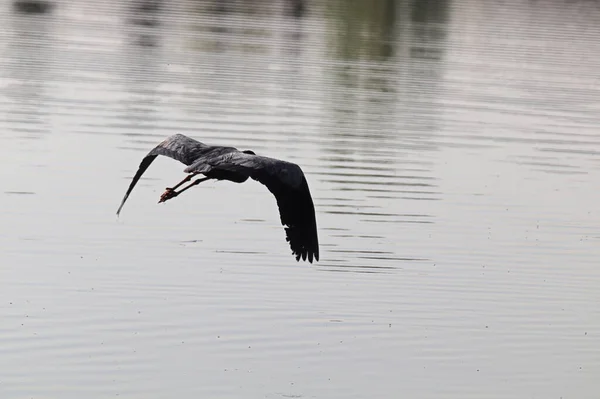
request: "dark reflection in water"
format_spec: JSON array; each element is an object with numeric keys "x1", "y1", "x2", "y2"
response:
[
  {"x1": 315, "y1": 0, "x2": 448, "y2": 261},
  {"x1": 321, "y1": 0, "x2": 449, "y2": 152},
  {"x1": 5, "y1": 191, "x2": 36, "y2": 195},
  {"x1": 410, "y1": 0, "x2": 449, "y2": 60},
  {"x1": 2, "y1": 9, "x2": 55, "y2": 138},
  {"x1": 119, "y1": 1, "x2": 162, "y2": 137},
  {"x1": 127, "y1": 0, "x2": 162, "y2": 45},
  {"x1": 13, "y1": 0, "x2": 54, "y2": 14}
]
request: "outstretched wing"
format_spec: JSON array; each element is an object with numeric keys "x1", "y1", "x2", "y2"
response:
[
  {"x1": 116, "y1": 134, "x2": 207, "y2": 215},
  {"x1": 186, "y1": 151, "x2": 320, "y2": 263}
]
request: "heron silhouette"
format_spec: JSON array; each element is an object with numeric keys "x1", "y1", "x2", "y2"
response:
[{"x1": 117, "y1": 134, "x2": 319, "y2": 263}]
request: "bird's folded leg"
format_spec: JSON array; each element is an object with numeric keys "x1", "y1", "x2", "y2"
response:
[{"x1": 159, "y1": 176, "x2": 211, "y2": 203}]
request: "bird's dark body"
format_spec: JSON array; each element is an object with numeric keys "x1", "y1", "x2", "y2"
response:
[
  {"x1": 117, "y1": 134, "x2": 319, "y2": 263},
  {"x1": 205, "y1": 167, "x2": 249, "y2": 183}
]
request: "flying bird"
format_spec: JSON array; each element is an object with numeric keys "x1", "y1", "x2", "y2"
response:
[{"x1": 116, "y1": 134, "x2": 319, "y2": 263}]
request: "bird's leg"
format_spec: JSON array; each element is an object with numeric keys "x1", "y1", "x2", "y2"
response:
[
  {"x1": 159, "y1": 177, "x2": 211, "y2": 203},
  {"x1": 168, "y1": 173, "x2": 199, "y2": 192}
]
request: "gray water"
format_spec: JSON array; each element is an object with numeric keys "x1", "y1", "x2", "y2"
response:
[{"x1": 1, "y1": 0, "x2": 599, "y2": 397}]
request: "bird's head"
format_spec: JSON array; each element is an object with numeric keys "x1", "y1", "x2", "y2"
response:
[{"x1": 242, "y1": 150, "x2": 256, "y2": 155}]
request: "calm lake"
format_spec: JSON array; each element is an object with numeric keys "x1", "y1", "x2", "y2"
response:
[{"x1": 1, "y1": 0, "x2": 599, "y2": 398}]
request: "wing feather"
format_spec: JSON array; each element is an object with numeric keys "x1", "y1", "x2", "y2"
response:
[
  {"x1": 189, "y1": 152, "x2": 319, "y2": 262},
  {"x1": 116, "y1": 134, "x2": 207, "y2": 215}
]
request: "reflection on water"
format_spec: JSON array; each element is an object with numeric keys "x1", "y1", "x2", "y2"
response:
[
  {"x1": 2, "y1": 7, "x2": 54, "y2": 137},
  {"x1": 1, "y1": 0, "x2": 600, "y2": 398},
  {"x1": 120, "y1": 15, "x2": 161, "y2": 130}
]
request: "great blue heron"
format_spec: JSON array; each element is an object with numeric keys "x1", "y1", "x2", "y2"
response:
[{"x1": 117, "y1": 134, "x2": 319, "y2": 263}]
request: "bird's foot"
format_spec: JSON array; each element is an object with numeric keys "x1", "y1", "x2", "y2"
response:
[{"x1": 159, "y1": 188, "x2": 178, "y2": 203}]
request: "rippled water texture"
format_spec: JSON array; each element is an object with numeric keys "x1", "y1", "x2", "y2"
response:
[{"x1": 1, "y1": 0, "x2": 599, "y2": 398}]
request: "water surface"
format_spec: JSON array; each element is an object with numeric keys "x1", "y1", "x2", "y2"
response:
[{"x1": 1, "y1": 0, "x2": 599, "y2": 398}]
